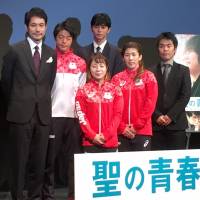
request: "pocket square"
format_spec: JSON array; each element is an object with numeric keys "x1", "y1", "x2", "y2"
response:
[{"x1": 46, "y1": 57, "x2": 53, "y2": 63}]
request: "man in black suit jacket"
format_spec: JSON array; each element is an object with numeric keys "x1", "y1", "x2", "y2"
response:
[
  {"x1": 151, "y1": 32, "x2": 191, "y2": 150},
  {"x1": 83, "y1": 13, "x2": 124, "y2": 77},
  {"x1": 1, "y1": 7, "x2": 56, "y2": 200}
]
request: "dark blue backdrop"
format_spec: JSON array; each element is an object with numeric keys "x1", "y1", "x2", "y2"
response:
[{"x1": 1, "y1": 0, "x2": 200, "y2": 47}]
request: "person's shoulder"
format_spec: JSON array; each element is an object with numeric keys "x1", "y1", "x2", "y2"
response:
[
  {"x1": 111, "y1": 70, "x2": 126, "y2": 85},
  {"x1": 72, "y1": 52, "x2": 86, "y2": 63},
  {"x1": 144, "y1": 68, "x2": 155, "y2": 75},
  {"x1": 143, "y1": 69, "x2": 157, "y2": 81},
  {"x1": 148, "y1": 63, "x2": 160, "y2": 73},
  {"x1": 4, "y1": 40, "x2": 25, "y2": 58},
  {"x1": 42, "y1": 43, "x2": 54, "y2": 53},
  {"x1": 81, "y1": 44, "x2": 93, "y2": 59},
  {"x1": 173, "y1": 61, "x2": 189, "y2": 72},
  {"x1": 78, "y1": 82, "x2": 91, "y2": 94},
  {"x1": 113, "y1": 70, "x2": 125, "y2": 78},
  {"x1": 11, "y1": 40, "x2": 26, "y2": 50},
  {"x1": 76, "y1": 85, "x2": 85, "y2": 97},
  {"x1": 80, "y1": 81, "x2": 91, "y2": 89},
  {"x1": 83, "y1": 43, "x2": 92, "y2": 49},
  {"x1": 106, "y1": 42, "x2": 120, "y2": 52},
  {"x1": 71, "y1": 53, "x2": 87, "y2": 71}
]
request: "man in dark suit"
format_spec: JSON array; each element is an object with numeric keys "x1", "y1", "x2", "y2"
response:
[
  {"x1": 1, "y1": 7, "x2": 56, "y2": 200},
  {"x1": 151, "y1": 32, "x2": 191, "y2": 150},
  {"x1": 83, "y1": 13, "x2": 124, "y2": 77}
]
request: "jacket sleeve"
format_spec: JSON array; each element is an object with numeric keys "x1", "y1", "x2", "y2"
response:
[
  {"x1": 50, "y1": 53, "x2": 57, "y2": 89},
  {"x1": 118, "y1": 121, "x2": 126, "y2": 134},
  {"x1": 104, "y1": 87, "x2": 124, "y2": 140},
  {"x1": 135, "y1": 73, "x2": 158, "y2": 129},
  {"x1": 152, "y1": 108, "x2": 163, "y2": 122},
  {"x1": 167, "y1": 67, "x2": 191, "y2": 122},
  {"x1": 78, "y1": 59, "x2": 87, "y2": 87},
  {"x1": 75, "y1": 88, "x2": 96, "y2": 141},
  {"x1": 150, "y1": 66, "x2": 163, "y2": 122},
  {"x1": 111, "y1": 75, "x2": 126, "y2": 134}
]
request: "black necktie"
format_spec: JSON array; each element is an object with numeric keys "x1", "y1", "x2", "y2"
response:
[
  {"x1": 96, "y1": 46, "x2": 101, "y2": 53},
  {"x1": 33, "y1": 46, "x2": 40, "y2": 76},
  {"x1": 162, "y1": 64, "x2": 171, "y2": 107},
  {"x1": 162, "y1": 64, "x2": 170, "y2": 86}
]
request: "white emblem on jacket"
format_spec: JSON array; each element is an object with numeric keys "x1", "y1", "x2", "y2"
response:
[
  {"x1": 69, "y1": 62, "x2": 77, "y2": 69},
  {"x1": 120, "y1": 80, "x2": 126, "y2": 87},
  {"x1": 103, "y1": 92, "x2": 113, "y2": 100},
  {"x1": 135, "y1": 79, "x2": 143, "y2": 86}
]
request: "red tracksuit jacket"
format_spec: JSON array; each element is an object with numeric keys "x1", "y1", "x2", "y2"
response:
[
  {"x1": 75, "y1": 79, "x2": 124, "y2": 148},
  {"x1": 112, "y1": 68, "x2": 158, "y2": 136}
]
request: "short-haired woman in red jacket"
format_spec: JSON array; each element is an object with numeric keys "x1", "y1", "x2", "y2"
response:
[
  {"x1": 112, "y1": 41, "x2": 158, "y2": 151},
  {"x1": 75, "y1": 53, "x2": 124, "y2": 153}
]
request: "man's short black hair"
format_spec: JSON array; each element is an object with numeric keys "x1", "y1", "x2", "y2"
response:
[
  {"x1": 156, "y1": 32, "x2": 178, "y2": 48},
  {"x1": 53, "y1": 22, "x2": 75, "y2": 40},
  {"x1": 90, "y1": 13, "x2": 111, "y2": 28},
  {"x1": 24, "y1": 7, "x2": 48, "y2": 26}
]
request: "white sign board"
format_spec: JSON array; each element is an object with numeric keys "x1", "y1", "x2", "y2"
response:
[{"x1": 75, "y1": 150, "x2": 200, "y2": 200}]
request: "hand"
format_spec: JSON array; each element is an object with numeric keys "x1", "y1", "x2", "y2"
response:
[
  {"x1": 93, "y1": 133, "x2": 105, "y2": 145},
  {"x1": 156, "y1": 115, "x2": 167, "y2": 126},
  {"x1": 123, "y1": 124, "x2": 136, "y2": 139},
  {"x1": 163, "y1": 115, "x2": 172, "y2": 125}
]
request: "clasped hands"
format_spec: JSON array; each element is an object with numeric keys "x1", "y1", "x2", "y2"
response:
[
  {"x1": 156, "y1": 115, "x2": 172, "y2": 126},
  {"x1": 123, "y1": 124, "x2": 136, "y2": 139},
  {"x1": 93, "y1": 133, "x2": 105, "y2": 145}
]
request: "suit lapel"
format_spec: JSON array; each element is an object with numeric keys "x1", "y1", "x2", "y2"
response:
[
  {"x1": 22, "y1": 41, "x2": 51, "y2": 81},
  {"x1": 21, "y1": 40, "x2": 38, "y2": 79},
  {"x1": 166, "y1": 61, "x2": 178, "y2": 88},
  {"x1": 38, "y1": 44, "x2": 49, "y2": 80},
  {"x1": 102, "y1": 42, "x2": 110, "y2": 58},
  {"x1": 90, "y1": 43, "x2": 94, "y2": 54}
]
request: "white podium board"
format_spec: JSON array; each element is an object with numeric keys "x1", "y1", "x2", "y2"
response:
[{"x1": 75, "y1": 149, "x2": 200, "y2": 200}]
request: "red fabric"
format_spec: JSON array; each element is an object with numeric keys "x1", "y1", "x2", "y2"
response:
[
  {"x1": 75, "y1": 79, "x2": 124, "y2": 148},
  {"x1": 56, "y1": 48, "x2": 85, "y2": 74},
  {"x1": 112, "y1": 68, "x2": 158, "y2": 135}
]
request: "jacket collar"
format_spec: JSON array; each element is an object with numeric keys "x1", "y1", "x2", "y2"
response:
[
  {"x1": 90, "y1": 78, "x2": 107, "y2": 87},
  {"x1": 56, "y1": 48, "x2": 73, "y2": 56}
]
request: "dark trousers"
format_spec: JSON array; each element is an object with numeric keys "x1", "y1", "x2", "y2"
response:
[
  {"x1": 151, "y1": 130, "x2": 187, "y2": 150},
  {"x1": 42, "y1": 136, "x2": 55, "y2": 200},
  {"x1": 188, "y1": 132, "x2": 200, "y2": 149},
  {"x1": 42, "y1": 117, "x2": 82, "y2": 199},
  {"x1": 84, "y1": 146, "x2": 117, "y2": 153},
  {"x1": 9, "y1": 109, "x2": 49, "y2": 200},
  {"x1": 118, "y1": 135, "x2": 151, "y2": 152},
  {"x1": 0, "y1": 93, "x2": 10, "y2": 190}
]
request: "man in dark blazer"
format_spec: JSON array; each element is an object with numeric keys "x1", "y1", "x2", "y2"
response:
[
  {"x1": 151, "y1": 32, "x2": 191, "y2": 150},
  {"x1": 1, "y1": 7, "x2": 56, "y2": 200},
  {"x1": 83, "y1": 13, "x2": 125, "y2": 77}
]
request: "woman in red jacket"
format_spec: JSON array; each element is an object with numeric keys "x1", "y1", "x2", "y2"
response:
[
  {"x1": 75, "y1": 53, "x2": 124, "y2": 152},
  {"x1": 112, "y1": 41, "x2": 158, "y2": 151}
]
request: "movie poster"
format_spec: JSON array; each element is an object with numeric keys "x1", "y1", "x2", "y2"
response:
[{"x1": 175, "y1": 34, "x2": 200, "y2": 132}]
